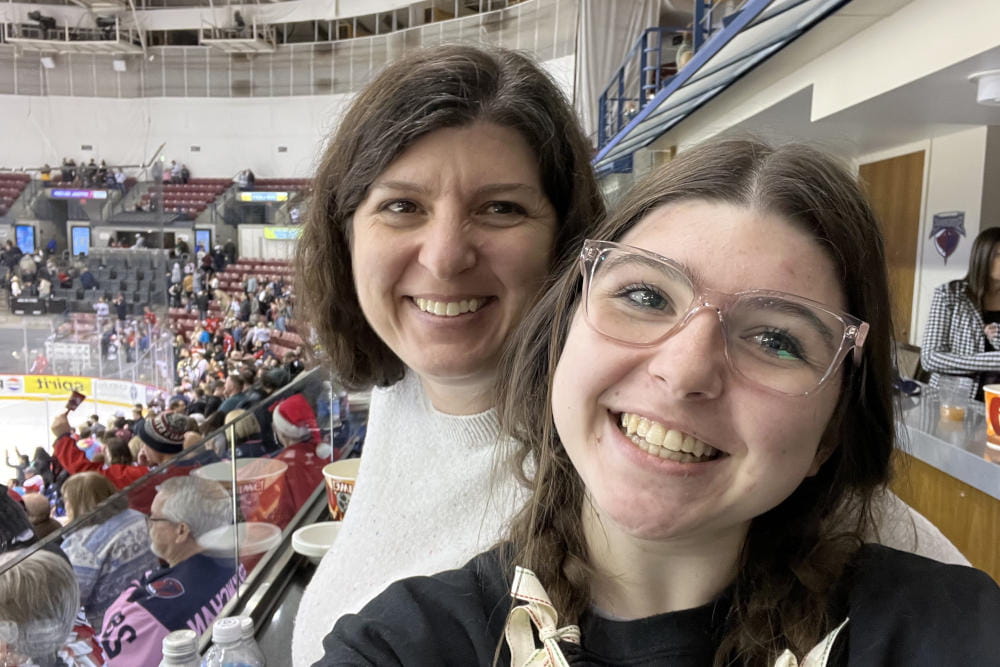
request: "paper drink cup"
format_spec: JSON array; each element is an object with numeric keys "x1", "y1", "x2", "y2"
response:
[
  {"x1": 984, "y1": 385, "x2": 1000, "y2": 449},
  {"x1": 322, "y1": 458, "x2": 361, "y2": 521}
]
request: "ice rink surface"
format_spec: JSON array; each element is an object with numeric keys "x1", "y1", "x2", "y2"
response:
[{"x1": 1, "y1": 396, "x2": 122, "y2": 483}]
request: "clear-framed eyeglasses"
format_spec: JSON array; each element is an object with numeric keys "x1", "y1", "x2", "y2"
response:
[{"x1": 579, "y1": 240, "x2": 869, "y2": 397}]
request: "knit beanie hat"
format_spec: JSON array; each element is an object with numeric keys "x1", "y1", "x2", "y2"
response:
[
  {"x1": 272, "y1": 394, "x2": 319, "y2": 444},
  {"x1": 138, "y1": 411, "x2": 188, "y2": 454}
]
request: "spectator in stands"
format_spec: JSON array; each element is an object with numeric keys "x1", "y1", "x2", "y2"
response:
[
  {"x1": 271, "y1": 393, "x2": 319, "y2": 449},
  {"x1": 22, "y1": 492, "x2": 61, "y2": 540},
  {"x1": 223, "y1": 240, "x2": 237, "y2": 265},
  {"x1": 5, "y1": 450, "x2": 30, "y2": 485},
  {"x1": 194, "y1": 289, "x2": 210, "y2": 320},
  {"x1": 113, "y1": 168, "x2": 126, "y2": 193},
  {"x1": 218, "y1": 371, "x2": 249, "y2": 414},
  {"x1": 80, "y1": 267, "x2": 98, "y2": 290},
  {"x1": 60, "y1": 157, "x2": 76, "y2": 184},
  {"x1": 223, "y1": 409, "x2": 274, "y2": 457},
  {"x1": 1, "y1": 240, "x2": 22, "y2": 284},
  {"x1": 112, "y1": 293, "x2": 127, "y2": 326},
  {"x1": 0, "y1": 549, "x2": 105, "y2": 666},
  {"x1": 97, "y1": 476, "x2": 237, "y2": 666},
  {"x1": 169, "y1": 160, "x2": 182, "y2": 184},
  {"x1": 76, "y1": 425, "x2": 101, "y2": 461},
  {"x1": 61, "y1": 471, "x2": 158, "y2": 630},
  {"x1": 133, "y1": 233, "x2": 145, "y2": 249},
  {"x1": 92, "y1": 296, "x2": 109, "y2": 319},
  {"x1": 17, "y1": 252, "x2": 36, "y2": 282},
  {"x1": 8, "y1": 274, "x2": 21, "y2": 300},
  {"x1": 51, "y1": 410, "x2": 188, "y2": 490},
  {"x1": 82, "y1": 159, "x2": 98, "y2": 188},
  {"x1": 39, "y1": 163, "x2": 52, "y2": 185},
  {"x1": 97, "y1": 160, "x2": 108, "y2": 188}
]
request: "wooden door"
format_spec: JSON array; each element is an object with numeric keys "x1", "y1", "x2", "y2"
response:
[{"x1": 859, "y1": 151, "x2": 924, "y2": 342}]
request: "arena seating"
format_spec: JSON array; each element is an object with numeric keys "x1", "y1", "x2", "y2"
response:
[
  {"x1": 252, "y1": 178, "x2": 311, "y2": 193},
  {"x1": 50, "y1": 250, "x2": 168, "y2": 315},
  {"x1": 138, "y1": 178, "x2": 231, "y2": 220},
  {"x1": 0, "y1": 172, "x2": 31, "y2": 216}
]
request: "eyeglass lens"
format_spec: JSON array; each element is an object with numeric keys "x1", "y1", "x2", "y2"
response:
[{"x1": 585, "y1": 247, "x2": 848, "y2": 395}]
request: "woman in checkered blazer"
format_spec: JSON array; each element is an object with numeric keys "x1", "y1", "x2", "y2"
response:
[{"x1": 920, "y1": 226, "x2": 1000, "y2": 400}]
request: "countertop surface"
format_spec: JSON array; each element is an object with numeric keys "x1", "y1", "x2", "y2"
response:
[{"x1": 896, "y1": 384, "x2": 1000, "y2": 500}]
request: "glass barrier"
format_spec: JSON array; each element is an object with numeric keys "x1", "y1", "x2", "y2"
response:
[{"x1": 0, "y1": 364, "x2": 367, "y2": 664}]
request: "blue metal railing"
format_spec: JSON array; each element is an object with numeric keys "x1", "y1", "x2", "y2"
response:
[
  {"x1": 596, "y1": 4, "x2": 738, "y2": 154},
  {"x1": 597, "y1": 28, "x2": 683, "y2": 153}
]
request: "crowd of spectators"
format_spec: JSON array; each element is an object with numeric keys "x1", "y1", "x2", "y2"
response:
[
  {"x1": 40, "y1": 158, "x2": 127, "y2": 192},
  {"x1": 0, "y1": 334, "x2": 325, "y2": 663},
  {"x1": 0, "y1": 236, "x2": 325, "y2": 663}
]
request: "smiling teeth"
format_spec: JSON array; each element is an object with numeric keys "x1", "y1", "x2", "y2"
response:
[
  {"x1": 414, "y1": 298, "x2": 486, "y2": 317},
  {"x1": 618, "y1": 412, "x2": 720, "y2": 462}
]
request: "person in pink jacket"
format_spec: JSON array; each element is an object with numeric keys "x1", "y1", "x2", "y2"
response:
[{"x1": 97, "y1": 476, "x2": 243, "y2": 666}]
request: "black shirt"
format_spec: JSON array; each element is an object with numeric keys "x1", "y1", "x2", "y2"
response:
[{"x1": 317, "y1": 544, "x2": 1000, "y2": 666}]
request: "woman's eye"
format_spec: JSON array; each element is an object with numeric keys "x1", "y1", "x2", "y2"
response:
[
  {"x1": 479, "y1": 201, "x2": 527, "y2": 217},
  {"x1": 382, "y1": 200, "x2": 419, "y2": 214},
  {"x1": 750, "y1": 329, "x2": 805, "y2": 362},
  {"x1": 616, "y1": 284, "x2": 669, "y2": 311}
]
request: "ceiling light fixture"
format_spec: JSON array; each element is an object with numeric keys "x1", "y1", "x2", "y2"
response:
[{"x1": 968, "y1": 69, "x2": 1000, "y2": 106}]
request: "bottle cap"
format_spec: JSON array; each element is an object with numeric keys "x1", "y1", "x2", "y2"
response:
[
  {"x1": 240, "y1": 615, "x2": 254, "y2": 639},
  {"x1": 162, "y1": 629, "x2": 197, "y2": 658},
  {"x1": 212, "y1": 616, "x2": 243, "y2": 644}
]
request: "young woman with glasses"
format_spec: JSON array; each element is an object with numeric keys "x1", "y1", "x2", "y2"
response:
[{"x1": 316, "y1": 139, "x2": 1000, "y2": 665}]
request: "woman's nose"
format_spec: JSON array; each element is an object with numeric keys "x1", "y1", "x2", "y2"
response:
[
  {"x1": 417, "y1": 208, "x2": 477, "y2": 280},
  {"x1": 645, "y1": 307, "x2": 727, "y2": 400}
]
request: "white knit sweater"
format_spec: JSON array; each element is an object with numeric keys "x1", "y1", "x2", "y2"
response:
[{"x1": 291, "y1": 371, "x2": 527, "y2": 666}]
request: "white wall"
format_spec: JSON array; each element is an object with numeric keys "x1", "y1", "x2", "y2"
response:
[
  {"x1": 0, "y1": 93, "x2": 353, "y2": 177},
  {"x1": 0, "y1": 50, "x2": 574, "y2": 177}
]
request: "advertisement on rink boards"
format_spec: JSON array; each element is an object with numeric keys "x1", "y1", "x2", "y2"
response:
[{"x1": 0, "y1": 374, "x2": 164, "y2": 409}]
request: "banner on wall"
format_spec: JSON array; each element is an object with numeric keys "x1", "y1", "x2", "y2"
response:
[{"x1": 263, "y1": 227, "x2": 301, "y2": 240}]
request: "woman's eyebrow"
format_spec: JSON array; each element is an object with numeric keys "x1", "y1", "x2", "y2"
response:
[
  {"x1": 369, "y1": 180, "x2": 541, "y2": 197},
  {"x1": 601, "y1": 252, "x2": 705, "y2": 286}
]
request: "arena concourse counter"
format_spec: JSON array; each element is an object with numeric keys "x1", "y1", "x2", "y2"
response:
[{"x1": 894, "y1": 384, "x2": 1000, "y2": 582}]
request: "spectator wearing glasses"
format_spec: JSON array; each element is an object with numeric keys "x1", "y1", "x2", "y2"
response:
[
  {"x1": 318, "y1": 140, "x2": 997, "y2": 665},
  {"x1": 97, "y1": 476, "x2": 238, "y2": 666}
]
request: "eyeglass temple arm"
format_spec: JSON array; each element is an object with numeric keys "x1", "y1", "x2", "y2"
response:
[{"x1": 850, "y1": 322, "x2": 870, "y2": 366}]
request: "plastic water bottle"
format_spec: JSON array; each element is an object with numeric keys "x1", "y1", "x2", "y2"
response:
[
  {"x1": 201, "y1": 617, "x2": 263, "y2": 667},
  {"x1": 160, "y1": 629, "x2": 200, "y2": 667},
  {"x1": 239, "y1": 616, "x2": 266, "y2": 666}
]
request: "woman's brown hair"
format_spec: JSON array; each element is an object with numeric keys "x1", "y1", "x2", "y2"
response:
[
  {"x1": 963, "y1": 225, "x2": 1000, "y2": 310},
  {"x1": 62, "y1": 472, "x2": 125, "y2": 522},
  {"x1": 296, "y1": 44, "x2": 604, "y2": 389},
  {"x1": 497, "y1": 138, "x2": 896, "y2": 665}
]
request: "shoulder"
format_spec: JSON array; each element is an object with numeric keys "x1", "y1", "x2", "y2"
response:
[
  {"x1": 319, "y1": 548, "x2": 511, "y2": 666},
  {"x1": 935, "y1": 279, "x2": 969, "y2": 300},
  {"x1": 844, "y1": 544, "x2": 1000, "y2": 663}
]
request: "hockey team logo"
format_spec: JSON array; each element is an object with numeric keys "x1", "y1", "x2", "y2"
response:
[{"x1": 147, "y1": 577, "x2": 185, "y2": 599}]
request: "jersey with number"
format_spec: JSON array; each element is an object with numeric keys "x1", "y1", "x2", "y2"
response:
[{"x1": 98, "y1": 553, "x2": 246, "y2": 666}]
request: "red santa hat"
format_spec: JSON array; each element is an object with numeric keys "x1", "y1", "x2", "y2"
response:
[{"x1": 272, "y1": 394, "x2": 319, "y2": 445}]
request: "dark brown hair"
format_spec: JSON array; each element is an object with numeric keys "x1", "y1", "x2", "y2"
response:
[
  {"x1": 296, "y1": 44, "x2": 604, "y2": 389},
  {"x1": 963, "y1": 225, "x2": 1000, "y2": 310},
  {"x1": 497, "y1": 138, "x2": 896, "y2": 665},
  {"x1": 103, "y1": 436, "x2": 132, "y2": 466}
]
